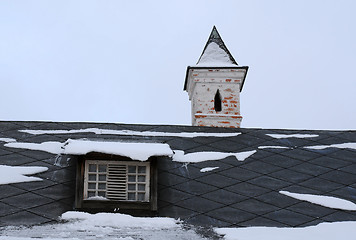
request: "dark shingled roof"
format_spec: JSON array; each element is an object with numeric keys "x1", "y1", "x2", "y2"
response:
[{"x1": 1, "y1": 121, "x2": 356, "y2": 228}]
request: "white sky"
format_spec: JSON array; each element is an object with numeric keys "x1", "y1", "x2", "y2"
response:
[{"x1": 1, "y1": 0, "x2": 355, "y2": 130}]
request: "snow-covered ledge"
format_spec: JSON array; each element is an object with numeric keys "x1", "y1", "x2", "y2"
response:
[{"x1": 6, "y1": 139, "x2": 174, "y2": 161}]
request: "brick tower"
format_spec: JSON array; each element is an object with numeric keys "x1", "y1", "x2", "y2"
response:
[{"x1": 184, "y1": 26, "x2": 249, "y2": 128}]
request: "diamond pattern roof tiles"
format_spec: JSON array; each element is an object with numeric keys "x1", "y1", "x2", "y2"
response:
[
  {"x1": 288, "y1": 162, "x2": 331, "y2": 176},
  {"x1": 1, "y1": 121, "x2": 356, "y2": 228},
  {"x1": 238, "y1": 216, "x2": 289, "y2": 227},
  {"x1": 201, "y1": 189, "x2": 249, "y2": 205},
  {"x1": 254, "y1": 191, "x2": 300, "y2": 209},
  {"x1": 218, "y1": 167, "x2": 262, "y2": 181},
  {"x1": 299, "y1": 178, "x2": 346, "y2": 193},
  {"x1": 173, "y1": 180, "x2": 219, "y2": 196},
  {"x1": 240, "y1": 160, "x2": 283, "y2": 174},
  {"x1": 285, "y1": 201, "x2": 336, "y2": 218},
  {"x1": 231, "y1": 198, "x2": 280, "y2": 215},
  {"x1": 185, "y1": 213, "x2": 232, "y2": 228},
  {"x1": 1, "y1": 192, "x2": 54, "y2": 209},
  {"x1": 205, "y1": 206, "x2": 258, "y2": 226},
  {"x1": 330, "y1": 186, "x2": 356, "y2": 202},
  {"x1": 269, "y1": 169, "x2": 314, "y2": 183},
  {"x1": 309, "y1": 156, "x2": 351, "y2": 169},
  {"x1": 0, "y1": 185, "x2": 27, "y2": 200},
  {"x1": 195, "y1": 173, "x2": 239, "y2": 189},
  {"x1": 0, "y1": 202, "x2": 22, "y2": 217},
  {"x1": 263, "y1": 209, "x2": 315, "y2": 227},
  {"x1": 0, "y1": 210, "x2": 52, "y2": 226},
  {"x1": 224, "y1": 181, "x2": 272, "y2": 198},
  {"x1": 260, "y1": 154, "x2": 304, "y2": 168}
]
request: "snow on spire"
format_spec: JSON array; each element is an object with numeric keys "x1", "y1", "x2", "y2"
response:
[{"x1": 196, "y1": 26, "x2": 238, "y2": 66}]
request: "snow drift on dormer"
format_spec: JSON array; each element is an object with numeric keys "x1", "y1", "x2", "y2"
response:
[
  {"x1": 196, "y1": 42, "x2": 238, "y2": 67},
  {"x1": 62, "y1": 139, "x2": 174, "y2": 161},
  {"x1": 5, "y1": 139, "x2": 173, "y2": 161}
]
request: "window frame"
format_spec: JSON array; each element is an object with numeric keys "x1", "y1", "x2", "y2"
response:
[
  {"x1": 75, "y1": 153, "x2": 157, "y2": 215},
  {"x1": 83, "y1": 160, "x2": 151, "y2": 202}
]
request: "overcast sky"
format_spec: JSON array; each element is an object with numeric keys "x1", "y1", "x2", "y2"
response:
[{"x1": 1, "y1": 0, "x2": 355, "y2": 130}]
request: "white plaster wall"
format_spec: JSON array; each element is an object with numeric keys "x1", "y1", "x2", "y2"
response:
[{"x1": 186, "y1": 68, "x2": 246, "y2": 128}]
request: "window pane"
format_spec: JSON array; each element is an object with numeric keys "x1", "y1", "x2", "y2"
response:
[
  {"x1": 98, "y1": 165, "x2": 107, "y2": 172},
  {"x1": 98, "y1": 191, "x2": 106, "y2": 197},
  {"x1": 88, "y1": 174, "x2": 96, "y2": 181},
  {"x1": 138, "y1": 193, "x2": 145, "y2": 201},
  {"x1": 138, "y1": 175, "x2": 146, "y2": 182},
  {"x1": 128, "y1": 175, "x2": 136, "y2": 182},
  {"x1": 128, "y1": 192, "x2": 136, "y2": 200},
  {"x1": 128, "y1": 184, "x2": 136, "y2": 190},
  {"x1": 128, "y1": 166, "x2": 136, "y2": 173},
  {"x1": 89, "y1": 164, "x2": 96, "y2": 172},
  {"x1": 138, "y1": 166, "x2": 146, "y2": 173},
  {"x1": 98, "y1": 183, "x2": 106, "y2": 189},
  {"x1": 88, "y1": 183, "x2": 96, "y2": 189},
  {"x1": 138, "y1": 184, "x2": 145, "y2": 191},
  {"x1": 88, "y1": 191, "x2": 95, "y2": 198},
  {"x1": 99, "y1": 174, "x2": 106, "y2": 181}
]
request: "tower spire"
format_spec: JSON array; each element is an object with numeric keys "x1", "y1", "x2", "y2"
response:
[
  {"x1": 196, "y1": 26, "x2": 238, "y2": 66},
  {"x1": 184, "y1": 26, "x2": 249, "y2": 128}
]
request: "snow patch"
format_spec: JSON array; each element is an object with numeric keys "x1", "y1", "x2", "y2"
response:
[
  {"x1": 0, "y1": 211, "x2": 205, "y2": 240},
  {"x1": 0, "y1": 137, "x2": 16, "y2": 143},
  {"x1": 266, "y1": 133, "x2": 319, "y2": 139},
  {"x1": 215, "y1": 221, "x2": 356, "y2": 240},
  {"x1": 0, "y1": 165, "x2": 48, "y2": 185},
  {"x1": 86, "y1": 196, "x2": 109, "y2": 201},
  {"x1": 258, "y1": 146, "x2": 290, "y2": 149},
  {"x1": 61, "y1": 211, "x2": 179, "y2": 229},
  {"x1": 62, "y1": 139, "x2": 173, "y2": 161},
  {"x1": 173, "y1": 150, "x2": 256, "y2": 163},
  {"x1": 304, "y1": 142, "x2": 356, "y2": 150},
  {"x1": 5, "y1": 139, "x2": 173, "y2": 161},
  {"x1": 279, "y1": 190, "x2": 356, "y2": 211},
  {"x1": 5, "y1": 141, "x2": 63, "y2": 154},
  {"x1": 200, "y1": 167, "x2": 219, "y2": 172},
  {"x1": 197, "y1": 42, "x2": 237, "y2": 66},
  {"x1": 19, "y1": 128, "x2": 241, "y2": 138}
]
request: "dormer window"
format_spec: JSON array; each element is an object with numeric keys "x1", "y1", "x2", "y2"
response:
[
  {"x1": 68, "y1": 139, "x2": 172, "y2": 215},
  {"x1": 84, "y1": 160, "x2": 150, "y2": 202},
  {"x1": 75, "y1": 153, "x2": 158, "y2": 215}
]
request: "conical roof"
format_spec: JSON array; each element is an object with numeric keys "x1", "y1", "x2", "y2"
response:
[{"x1": 196, "y1": 26, "x2": 238, "y2": 66}]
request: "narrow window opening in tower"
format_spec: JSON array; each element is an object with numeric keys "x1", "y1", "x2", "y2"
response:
[{"x1": 214, "y1": 90, "x2": 222, "y2": 112}]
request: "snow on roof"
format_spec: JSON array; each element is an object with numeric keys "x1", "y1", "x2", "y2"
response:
[
  {"x1": 258, "y1": 146, "x2": 291, "y2": 149},
  {"x1": 2, "y1": 211, "x2": 356, "y2": 240},
  {"x1": 172, "y1": 150, "x2": 256, "y2": 163},
  {"x1": 0, "y1": 211, "x2": 206, "y2": 240},
  {"x1": 5, "y1": 139, "x2": 173, "y2": 161},
  {"x1": 200, "y1": 167, "x2": 219, "y2": 173},
  {"x1": 279, "y1": 191, "x2": 356, "y2": 211},
  {"x1": 5, "y1": 140, "x2": 257, "y2": 163},
  {"x1": 304, "y1": 142, "x2": 356, "y2": 150},
  {"x1": 196, "y1": 42, "x2": 238, "y2": 67},
  {"x1": 61, "y1": 211, "x2": 179, "y2": 229},
  {"x1": 63, "y1": 139, "x2": 173, "y2": 161},
  {"x1": 5, "y1": 141, "x2": 63, "y2": 154},
  {"x1": 19, "y1": 128, "x2": 241, "y2": 138},
  {"x1": 0, "y1": 165, "x2": 48, "y2": 185},
  {"x1": 266, "y1": 133, "x2": 319, "y2": 139},
  {"x1": 215, "y1": 221, "x2": 356, "y2": 240},
  {"x1": 0, "y1": 137, "x2": 16, "y2": 143}
]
